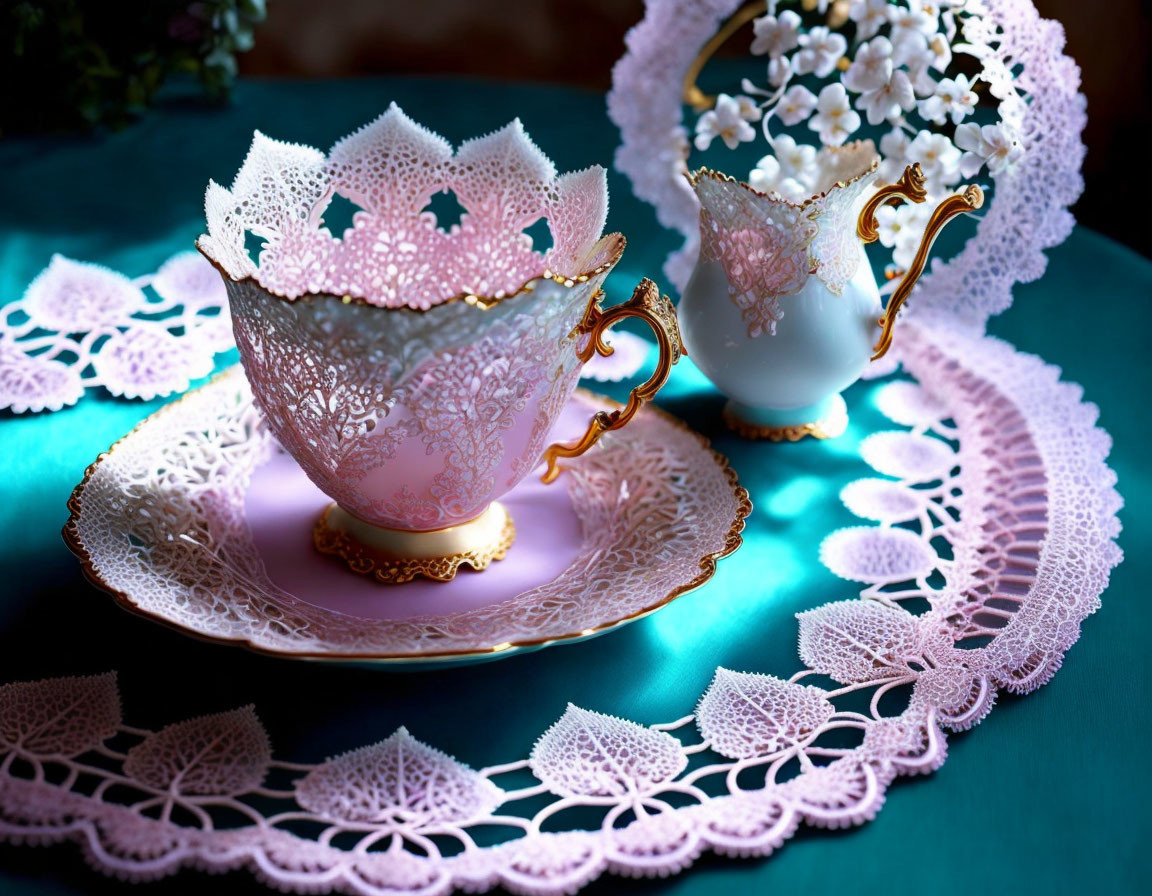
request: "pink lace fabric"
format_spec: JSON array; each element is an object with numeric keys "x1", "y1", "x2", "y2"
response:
[
  {"x1": 197, "y1": 104, "x2": 610, "y2": 309},
  {"x1": 608, "y1": 0, "x2": 1087, "y2": 323},
  {"x1": 4, "y1": 320, "x2": 1121, "y2": 891},
  {"x1": 0, "y1": 252, "x2": 231, "y2": 412}
]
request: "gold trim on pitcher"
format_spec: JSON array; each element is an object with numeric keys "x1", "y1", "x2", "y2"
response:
[
  {"x1": 722, "y1": 398, "x2": 848, "y2": 442},
  {"x1": 687, "y1": 153, "x2": 879, "y2": 212},
  {"x1": 856, "y1": 163, "x2": 928, "y2": 243},
  {"x1": 858, "y1": 168, "x2": 985, "y2": 360}
]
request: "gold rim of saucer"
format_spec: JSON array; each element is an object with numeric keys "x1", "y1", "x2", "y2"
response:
[
  {"x1": 62, "y1": 375, "x2": 751, "y2": 665},
  {"x1": 313, "y1": 503, "x2": 517, "y2": 585}
]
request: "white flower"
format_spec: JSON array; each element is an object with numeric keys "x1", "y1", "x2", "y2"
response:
[
  {"x1": 955, "y1": 121, "x2": 1024, "y2": 176},
  {"x1": 876, "y1": 202, "x2": 932, "y2": 269},
  {"x1": 907, "y1": 129, "x2": 961, "y2": 188},
  {"x1": 843, "y1": 36, "x2": 893, "y2": 94},
  {"x1": 751, "y1": 10, "x2": 801, "y2": 57},
  {"x1": 748, "y1": 155, "x2": 810, "y2": 201},
  {"x1": 849, "y1": 0, "x2": 890, "y2": 40},
  {"x1": 878, "y1": 127, "x2": 912, "y2": 182},
  {"x1": 733, "y1": 94, "x2": 764, "y2": 122},
  {"x1": 918, "y1": 73, "x2": 978, "y2": 125},
  {"x1": 776, "y1": 84, "x2": 818, "y2": 126},
  {"x1": 749, "y1": 154, "x2": 782, "y2": 191},
  {"x1": 772, "y1": 134, "x2": 818, "y2": 183},
  {"x1": 808, "y1": 83, "x2": 861, "y2": 146},
  {"x1": 856, "y1": 68, "x2": 916, "y2": 125},
  {"x1": 694, "y1": 94, "x2": 758, "y2": 151},
  {"x1": 875, "y1": 126, "x2": 912, "y2": 180},
  {"x1": 768, "y1": 55, "x2": 793, "y2": 88},
  {"x1": 794, "y1": 27, "x2": 847, "y2": 78},
  {"x1": 888, "y1": 0, "x2": 938, "y2": 40},
  {"x1": 927, "y1": 32, "x2": 953, "y2": 73},
  {"x1": 890, "y1": 30, "x2": 937, "y2": 95},
  {"x1": 875, "y1": 203, "x2": 907, "y2": 247}
]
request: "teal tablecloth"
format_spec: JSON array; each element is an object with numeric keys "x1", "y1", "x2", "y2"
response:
[{"x1": 1, "y1": 78, "x2": 1149, "y2": 894}]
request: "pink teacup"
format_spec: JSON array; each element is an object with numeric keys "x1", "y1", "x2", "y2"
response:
[{"x1": 198, "y1": 106, "x2": 681, "y2": 583}]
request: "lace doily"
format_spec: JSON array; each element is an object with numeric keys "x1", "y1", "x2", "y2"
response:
[
  {"x1": 7, "y1": 319, "x2": 1121, "y2": 891},
  {"x1": 197, "y1": 103, "x2": 612, "y2": 309},
  {"x1": 0, "y1": 252, "x2": 231, "y2": 413},
  {"x1": 608, "y1": 0, "x2": 1086, "y2": 330}
]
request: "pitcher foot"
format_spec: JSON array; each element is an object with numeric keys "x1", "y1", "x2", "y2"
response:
[
  {"x1": 314, "y1": 502, "x2": 515, "y2": 584},
  {"x1": 723, "y1": 394, "x2": 848, "y2": 442}
]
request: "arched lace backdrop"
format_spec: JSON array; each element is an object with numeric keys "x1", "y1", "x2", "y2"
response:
[
  {"x1": 608, "y1": 0, "x2": 1086, "y2": 333},
  {"x1": 0, "y1": 319, "x2": 1121, "y2": 892}
]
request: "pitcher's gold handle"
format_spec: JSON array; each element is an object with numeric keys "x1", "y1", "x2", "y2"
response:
[
  {"x1": 541, "y1": 278, "x2": 683, "y2": 484},
  {"x1": 858, "y1": 164, "x2": 985, "y2": 360}
]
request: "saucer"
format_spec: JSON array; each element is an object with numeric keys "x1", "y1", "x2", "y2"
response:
[{"x1": 64, "y1": 367, "x2": 749, "y2": 665}]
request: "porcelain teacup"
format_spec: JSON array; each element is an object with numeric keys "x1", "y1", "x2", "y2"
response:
[{"x1": 197, "y1": 106, "x2": 681, "y2": 582}]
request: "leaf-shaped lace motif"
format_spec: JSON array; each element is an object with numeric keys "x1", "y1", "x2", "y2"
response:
[
  {"x1": 452, "y1": 119, "x2": 555, "y2": 229},
  {"x1": 0, "y1": 672, "x2": 120, "y2": 758},
  {"x1": 295, "y1": 727, "x2": 504, "y2": 825},
  {"x1": 530, "y1": 705, "x2": 687, "y2": 797},
  {"x1": 696, "y1": 669, "x2": 835, "y2": 759},
  {"x1": 327, "y1": 103, "x2": 452, "y2": 219},
  {"x1": 229, "y1": 131, "x2": 330, "y2": 234},
  {"x1": 123, "y1": 706, "x2": 271, "y2": 796},
  {"x1": 820, "y1": 526, "x2": 940, "y2": 584},
  {"x1": 545, "y1": 166, "x2": 610, "y2": 274},
  {"x1": 23, "y1": 255, "x2": 145, "y2": 331},
  {"x1": 797, "y1": 601, "x2": 925, "y2": 684}
]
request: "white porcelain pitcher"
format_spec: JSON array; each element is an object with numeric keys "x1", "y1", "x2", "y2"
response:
[{"x1": 679, "y1": 141, "x2": 982, "y2": 440}]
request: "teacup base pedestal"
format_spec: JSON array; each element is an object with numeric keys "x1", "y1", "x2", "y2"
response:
[
  {"x1": 313, "y1": 502, "x2": 516, "y2": 585},
  {"x1": 722, "y1": 394, "x2": 848, "y2": 442}
]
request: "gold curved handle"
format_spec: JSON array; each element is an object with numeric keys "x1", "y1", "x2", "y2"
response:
[
  {"x1": 683, "y1": 1, "x2": 766, "y2": 112},
  {"x1": 541, "y1": 278, "x2": 683, "y2": 484},
  {"x1": 856, "y1": 163, "x2": 928, "y2": 243},
  {"x1": 857, "y1": 165, "x2": 984, "y2": 360}
]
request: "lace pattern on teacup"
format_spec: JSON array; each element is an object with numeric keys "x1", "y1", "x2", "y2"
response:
[
  {"x1": 197, "y1": 104, "x2": 612, "y2": 310},
  {"x1": 226, "y1": 276, "x2": 597, "y2": 529}
]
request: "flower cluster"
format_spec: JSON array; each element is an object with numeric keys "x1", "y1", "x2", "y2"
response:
[{"x1": 692, "y1": 0, "x2": 1026, "y2": 269}]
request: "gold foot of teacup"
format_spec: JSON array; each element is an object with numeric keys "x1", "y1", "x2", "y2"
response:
[
  {"x1": 313, "y1": 502, "x2": 515, "y2": 584},
  {"x1": 722, "y1": 394, "x2": 849, "y2": 442}
]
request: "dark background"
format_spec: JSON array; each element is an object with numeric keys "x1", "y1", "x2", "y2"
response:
[{"x1": 233, "y1": 0, "x2": 1152, "y2": 257}]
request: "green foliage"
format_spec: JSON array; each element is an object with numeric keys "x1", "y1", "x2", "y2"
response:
[{"x1": 1, "y1": 0, "x2": 267, "y2": 134}]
